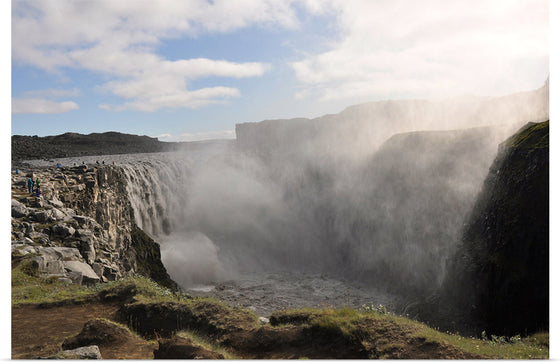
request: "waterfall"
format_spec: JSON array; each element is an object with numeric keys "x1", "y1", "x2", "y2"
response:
[
  {"x1": 121, "y1": 156, "x2": 190, "y2": 237},
  {"x1": 118, "y1": 125, "x2": 504, "y2": 296}
]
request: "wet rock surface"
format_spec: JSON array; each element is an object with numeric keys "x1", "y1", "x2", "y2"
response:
[{"x1": 432, "y1": 121, "x2": 549, "y2": 336}]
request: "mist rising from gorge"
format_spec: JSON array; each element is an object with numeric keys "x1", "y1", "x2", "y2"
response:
[{"x1": 122, "y1": 81, "x2": 548, "y2": 301}]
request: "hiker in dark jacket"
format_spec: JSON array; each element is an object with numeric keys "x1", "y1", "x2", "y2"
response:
[{"x1": 27, "y1": 178, "x2": 33, "y2": 194}]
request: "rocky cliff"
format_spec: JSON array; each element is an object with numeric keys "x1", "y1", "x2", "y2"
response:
[
  {"x1": 235, "y1": 80, "x2": 548, "y2": 161},
  {"x1": 11, "y1": 165, "x2": 177, "y2": 290},
  {"x1": 432, "y1": 120, "x2": 549, "y2": 336}
]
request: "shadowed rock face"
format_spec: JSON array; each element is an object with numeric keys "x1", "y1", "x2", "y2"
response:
[{"x1": 437, "y1": 121, "x2": 549, "y2": 336}]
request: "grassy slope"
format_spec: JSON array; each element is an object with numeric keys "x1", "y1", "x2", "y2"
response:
[
  {"x1": 270, "y1": 307, "x2": 548, "y2": 359},
  {"x1": 12, "y1": 261, "x2": 548, "y2": 359}
]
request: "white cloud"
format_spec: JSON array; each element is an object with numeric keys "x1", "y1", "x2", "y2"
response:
[
  {"x1": 12, "y1": 98, "x2": 79, "y2": 114},
  {"x1": 23, "y1": 88, "x2": 81, "y2": 98},
  {"x1": 13, "y1": 0, "x2": 548, "y2": 111},
  {"x1": 12, "y1": 0, "x2": 283, "y2": 112},
  {"x1": 100, "y1": 86, "x2": 240, "y2": 112},
  {"x1": 94, "y1": 58, "x2": 268, "y2": 111},
  {"x1": 291, "y1": 0, "x2": 549, "y2": 101}
]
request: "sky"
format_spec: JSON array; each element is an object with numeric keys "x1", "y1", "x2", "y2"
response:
[{"x1": 10, "y1": 0, "x2": 549, "y2": 141}]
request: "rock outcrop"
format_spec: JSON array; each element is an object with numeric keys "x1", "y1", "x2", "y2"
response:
[
  {"x1": 236, "y1": 79, "x2": 548, "y2": 160},
  {"x1": 435, "y1": 120, "x2": 549, "y2": 336},
  {"x1": 11, "y1": 165, "x2": 177, "y2": 290}
]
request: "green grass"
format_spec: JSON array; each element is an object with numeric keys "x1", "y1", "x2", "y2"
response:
[
  {"x1": 271, "y1": 306, "x2": 549, "y2": 359},
  {"x1": 176, "y1": 330, "x2": 237, "y2": 359},
  {"x1": 12, "y1": 259, "x2": 548, "y2": 359},
  {"x1": 413, "y1": 325, "x2": 548, "y2": 359},
  {"x1": 504, "y1": 120, "x2": 549, "y2": 149},
  {"x1": 12, "y1": 258, "x2": 189, "y2": 306}
]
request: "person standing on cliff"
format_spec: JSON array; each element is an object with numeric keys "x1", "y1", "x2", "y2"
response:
[
  {"x1": 27, "y1": 177, "x2": 33, "y2": 194},
  {"x1": 35, "y1": 178, "x2": 41, "y2": 192}
]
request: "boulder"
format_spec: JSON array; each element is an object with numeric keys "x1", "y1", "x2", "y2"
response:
[
  {"x1": 35, "y1": 246, "x2": 83, "y2": 263},
  {"x1": 62, "y1": 240, "x2": 81, "y2": 249},
  {"x1": 67, "y1": 271, "x2": 83, "y2": 285},
  {"x1": 103, "y1": 265, "x2": 119, "y2": 281},
  {"x1": 11, "y1": 199, "x2": 28, "y2": 218},
  {"x1": 76, "y1": 228, "x2": 94, "y2": 238},
  {"x1": 12, "y1": 244, "x2": 36, "y2": 256},
  {"x1": 14, "y1": 177, "x2": 28, "y2": 188},
  {"x1": 13, "y1": 237, "x2": 34, "y2": 246},
  {"x1": 51, "y1": 223, "x2": 76, "y2": 238},
  {"x1": 91, "y1": 262, "x2": 105, "y2": 279},
  {"x1": 32, "y1": 255, "x2": 65, "y2": 275},
  {"x1": 27, "y1": 232, "x2": 50, "y2": 245},
  {"x1": 74, "y1": 215, "x2": 99, "y2": 229},
  {"x1": 51, "y1": 208, "x2": 67, "y2": 220},
  {"x1": 63, "y1": 260, "x2": 100, "y2": 284},
  {"x1": 79, "y1": 240, "x2": 96, "y2": 264},
  {"x1": 48, "y1": 198, "x2": 64, "y2": 208},
  {"x1": 21, "y1": 222, "x2": 34, "y2": 234},
  {"x1": 31, "y1": 209, "x2": 53, "y2": 223},
  {"x1": 61, "y1": 207, "x2": 76, "y2": 216},
  {"x1": 60, "y1": 345, "x2": 102, "y2": 359}
]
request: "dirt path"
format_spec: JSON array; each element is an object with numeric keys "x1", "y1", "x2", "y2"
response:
[{"x1": 11, "y1": 303, "x2": 155, "y2": 359}]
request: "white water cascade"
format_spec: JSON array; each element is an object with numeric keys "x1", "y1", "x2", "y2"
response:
[
  {"x1": 115, "y1": 124, "x2": 507, "y2": 307},
  {"x1": 20, "y1": 125, "x2": 515, "y2": 315}
]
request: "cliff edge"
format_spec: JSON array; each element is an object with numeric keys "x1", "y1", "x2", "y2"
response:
[
  {"x1": 436, "y1": 120, "x2": 549, "y2": 336},
  {"x1": 11, "y1": 165, "x2": 177, "y2": 290}
]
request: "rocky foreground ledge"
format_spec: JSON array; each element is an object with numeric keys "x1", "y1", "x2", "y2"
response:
[{"x1": 11, "y1": 164, "x2": 176, "y2": 289}]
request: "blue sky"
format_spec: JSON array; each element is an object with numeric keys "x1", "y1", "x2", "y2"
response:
[{"x1": 10, "y1": 0, "x2": 550, "y2": 141}]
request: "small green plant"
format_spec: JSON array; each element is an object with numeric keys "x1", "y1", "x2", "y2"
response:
[
  {"x1": 19, "y1": 259, "x2": 39, "y2": 277},
  {"x1": 361, "y1": 302, "x2": 388, "y2": 314}
]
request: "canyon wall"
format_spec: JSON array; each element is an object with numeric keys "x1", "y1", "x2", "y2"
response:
[{"x1": 11, "y1": 165, "x2": 177, "y2": 289}]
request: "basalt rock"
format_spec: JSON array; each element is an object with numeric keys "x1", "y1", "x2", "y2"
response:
[
  {"x1": 436, "y1": 121, "x2": 549, "y2": 336},
  {"x1": 11, "y1": 199, "x2": 29, "y2": 218},
  {"x1": 11, "y1": 165, "x2": 177, "y2": 289}
]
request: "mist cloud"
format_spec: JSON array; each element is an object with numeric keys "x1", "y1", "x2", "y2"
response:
[{"x1": 291, "y1": 0, "x2": 548, "y2": 101}]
